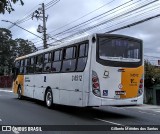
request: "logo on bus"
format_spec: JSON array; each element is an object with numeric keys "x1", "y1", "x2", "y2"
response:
[
  {"x1": 130, "y1": 74, "x2": 139, "y2": 77},
  {"x1": 103, "y1": 90, "x2": 108, "y2": 96},
  {"x1": 103, "y1": 70, "x2": 109, "y2": 78},
  {"x1": 118, "y1": 84, "x2": 123, "y2": 89}
]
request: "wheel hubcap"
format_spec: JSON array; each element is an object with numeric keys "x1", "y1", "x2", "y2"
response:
[
  {"x1": 46, "y1": 92, "x2": 52, "y2": 106},
  {"x1": 18, "y1": 88, "x2": 21, "y2": 98}
]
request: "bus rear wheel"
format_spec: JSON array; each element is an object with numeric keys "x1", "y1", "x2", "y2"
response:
[
  {"x1": 45, "y1": 89, "x2": 53, "y2": 108},
  {"x1": 17, "y1": 86, "x2": 23, "y2": 99}
]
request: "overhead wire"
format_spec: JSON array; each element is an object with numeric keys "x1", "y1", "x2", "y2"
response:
[
  {"x1": 48, "y1": 0, "x2": 160, "y2": 44},
  {"x1": 49, "y1": 0, "x2": 135, "y2": 37},
  {"x1": 45, "y1": 0, "x2": 60, "y2": 10},
  {"x1": 8, "y1": 0, "x2": 59, "y2": 29},
  {"x1": 48, "y1": 0, "x2": 116, "y2": 34},
  {"x1": 55, "y1": 0, "x2": 158, "y2": 37},
  {"x1": 49, "y1": 0, "x2": 157, "y2": 41},
  {"x1": 86, "y1": 1, "x2": 160, "y2": 34}
]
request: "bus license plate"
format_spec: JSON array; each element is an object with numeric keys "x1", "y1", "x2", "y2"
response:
[
  {"x1": 115, "y1": 91, "x2": 126, "y2": 95},
  {"x1": 114, "y1": 95, "x2": 120, "y2": 99}
]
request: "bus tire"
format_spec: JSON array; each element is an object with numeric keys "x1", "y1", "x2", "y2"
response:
[
  {"x1": 17, "y1": 86, "x2": 23, "y2": 100},
  {"x1": 45, "y1": 89, "x2": 53, "y2": 108}
]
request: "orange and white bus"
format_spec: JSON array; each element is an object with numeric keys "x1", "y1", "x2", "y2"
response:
[{"x1": 12, "y1": 33, "x2": 144, "y2": 108}]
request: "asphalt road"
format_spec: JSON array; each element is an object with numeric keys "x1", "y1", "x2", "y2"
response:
[{"x1": 0, "y1": 90, "x2": 160, "y2": 134}]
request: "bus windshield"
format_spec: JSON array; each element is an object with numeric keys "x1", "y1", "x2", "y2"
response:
[{"x1": 98, "y1": 38, "x2": 141, "y2": 62}]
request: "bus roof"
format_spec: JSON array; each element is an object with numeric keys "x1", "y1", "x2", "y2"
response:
[
  {"x1": 15, "y1": 33, "x2": 142, "y2": 61},
  {"x1": 15, "y1": 34, "x2": 93, "y2": 61}
]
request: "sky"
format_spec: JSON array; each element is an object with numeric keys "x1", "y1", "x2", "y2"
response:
[{"x1": 0, "y1": 0, "x2": 160, "y2": 65}]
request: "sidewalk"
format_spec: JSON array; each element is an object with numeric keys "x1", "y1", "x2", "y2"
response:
[{"x1": 0, "y1": 88, "x2": 12, "y2": 91}]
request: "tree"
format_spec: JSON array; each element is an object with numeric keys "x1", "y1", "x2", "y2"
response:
[
  {"x1": 0, "y1": 28, "x2": 37, "y2": 75},
  {"x1": 15, "y1": 38, "x2": 37, "y2": 57},
  {"x1": 0, "y1": 0, "x2": 24, "y2": 14},
  {"x1": 144, "y1": 60, "x2": 160, "y2": 88},
  {"x1": 0, "y1": 28, "x2": 12, "y2": 75}
]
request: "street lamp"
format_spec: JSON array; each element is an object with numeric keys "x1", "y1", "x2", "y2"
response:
[{"x1": 1, "y1": 20, "x2": 43, "y2": 40}]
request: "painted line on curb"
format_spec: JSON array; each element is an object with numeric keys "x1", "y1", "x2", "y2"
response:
[
  {"x1": 0, "y1": 90, "x2": 13, "y2": 93},
  {"x1": 94, "y1": 118, "x2": 123, "y2": 126}
]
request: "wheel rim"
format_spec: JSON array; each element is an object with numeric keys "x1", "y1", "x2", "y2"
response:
[{"x1": 46, "y1": 92, "x2": 52, "y2": 107}]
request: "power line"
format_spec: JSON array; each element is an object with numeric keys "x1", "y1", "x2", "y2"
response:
[
  {"x1": 95, "y1": 2, "x2": 160, "y2": 33},
  {"x1": 49, "y1": 0, "x2": 134, "y2": 37},
  {"x1": 49, "y1": 0, "x2": 158, "y2": 42},
  {"x1": 7, "y1": 0, "x2": 51, "y2": 29},
  {"x1": 54, "y1": 0, "x2": 157, "y2": 38},
  {"x1": 45, "y1": 0, "x2": 60, "y2": 10},
  {"x1": 48, "y1": 12, "x2": 160, "y2": 45},
  {"x1": 106, "y1": 14, "x2": 160, "y2": 33},
  {"x1": 48, "y1": 0, "x2": 116, "y2": 34},
  {"x1": 7, "y1": 1, "x2": 44, "y2": 29}
]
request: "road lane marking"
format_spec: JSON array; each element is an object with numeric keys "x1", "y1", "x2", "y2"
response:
[
  {"x1": 94, "y1": 118, "x2": 123, "y2": 126},
  {"x1": 111, "y1": 107, "x2": 126, "y2": 110},
  {"x1": 155, "y1": 111, "x2": 160, "y2": 113},
  {"x1": 138, "y1": 111, "x2": 156, "y2": 116},
  {"x1": 0, "y1": 119, "x2": 2, "y2": 121}
]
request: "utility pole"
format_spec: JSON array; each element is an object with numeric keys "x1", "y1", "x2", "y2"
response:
[
  {"x1": 32, "y1": 3, "x2": 48, "y2": 49},
  {"x1": 42, "y1": 3, "x2": 47, "y2": 49}
]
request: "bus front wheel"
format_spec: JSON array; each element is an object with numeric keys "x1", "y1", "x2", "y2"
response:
[{"x1": 45, "y1": 89, "x2": 53, "y2": 108}]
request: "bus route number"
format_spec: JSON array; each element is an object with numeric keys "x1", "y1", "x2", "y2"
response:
[{"x1": 72, "y1": 75, "x2": 82, "y2": 81}]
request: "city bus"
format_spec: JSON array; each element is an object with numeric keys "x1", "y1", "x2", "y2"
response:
[{"x1": 12, "y1": 33, "x2": 144, "y2": 108}]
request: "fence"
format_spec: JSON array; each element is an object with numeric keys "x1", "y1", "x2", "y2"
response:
[{"x1": 0, "y1": 76, "x2": 13, "y2": 88}]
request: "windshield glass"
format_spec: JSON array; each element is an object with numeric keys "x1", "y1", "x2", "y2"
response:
[{"x1": 99, "y1": 38, "x2": 141, "y2": 62}]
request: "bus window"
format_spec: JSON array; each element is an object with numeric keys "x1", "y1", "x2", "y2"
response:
[
  {"x1": 76, "y1": 43, "x2": 88, "y2": 71},
  {"x1": 35, "y1": 55, "x2": 43, "y2": 73},
  {"x1": 64, "y1": 47, "x2": 76, "y2": 59},
  {"x1": 52, "y1": 50, "x2": 62, "y2": 72},
  {"x1": 19, "y1": 60, "x2": 24, "y2": 74},
  {"x1": 44, "y1": 52, "x2": 51, "y2": 72},
  {"x1": 15, "y1": 60, "x2": 20, "y2": 68},
  {"x1": 79, "y1": 44, "x2": 85, "y2": 57},
  {"x1": 54, "y1": 50, "x2": 62, "y2": 61},
  {"x1": 28, "y1": 57, "x2": 35, "y2": 74},
  {"x1": 24, "y1": 59, "x2": 28, "y2": 74},
  {"x1": 14, "y1": 60, "x2": 20, "y2": 75},
  {"x1": 62, "y1": 47, "x2": 76, "y2": 72},
  {"x1": 52, "y1": 61, "x2": 61, "y2": 72},
  {"x1": 31, "y1": 57, "x2": 34, "y2": 65}
]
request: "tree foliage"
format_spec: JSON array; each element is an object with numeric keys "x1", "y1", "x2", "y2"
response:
[
  {"x1": 144, "y1": 60, "x2": 160, "y2": 88},
  {"x1": 0, "y1": 28, "x2": 37, "y2": 75},
  {"x1": 0, "y1": 0, "x2": 24, "y2": 14}
]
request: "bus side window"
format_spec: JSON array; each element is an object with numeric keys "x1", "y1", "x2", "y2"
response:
[
  {"x1": 35, "y1": 55, "x2": 43, "y2": 73},
  {"x1": 23, "y1": 58, "x2": 28, "y2": 74},
  {"x1": 62, "y1": 46, "x2": 76, "y2": 72},
  {"x1": 19, "y1": 60, "x2": 24, "y2": 74},
  {"x1": 15, "y1": 60, "x2": 20, "y2": 75},
  {"x1": 52, "y1": 50, "x2": 62, "y2": 72},
  {"x1": 76, "y1": 43, "x2": 89, "y2": 71},
  {"x1": 28, "y1": 57, "x2": 35, "y2": 74},
  {"x1": 43, "y1": 52, "x2": 51, "y2": 72}
]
